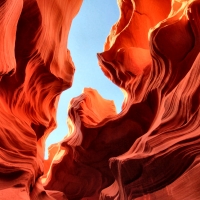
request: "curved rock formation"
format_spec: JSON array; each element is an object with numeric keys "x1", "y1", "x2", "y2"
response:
[
  {"x1": 1, "y1": 0, "x2": 200, "y2": 199},
  {"x1": 0, "y1": 0, "x2": 82, "y2": 199}
]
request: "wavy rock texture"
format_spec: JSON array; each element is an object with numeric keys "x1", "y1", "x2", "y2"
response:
[
  {"x1": 0, "y1": 0, "x2": 82, "y2": 199},
  {"x1": 1, "y1": 0, "x2": 200, "y2": 199}
]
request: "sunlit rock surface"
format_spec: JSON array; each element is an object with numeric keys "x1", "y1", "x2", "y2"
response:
[
  {"x1": 0, "y1": 0, "x2": 82, "y2": 199},
  {"x1": 0, "y1": 0, "x2": 200, "y2": 199}
]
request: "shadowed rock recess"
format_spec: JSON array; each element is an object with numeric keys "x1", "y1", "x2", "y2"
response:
[{"x1": 0, "y1": 0, "x2": 200, "y2": 199}]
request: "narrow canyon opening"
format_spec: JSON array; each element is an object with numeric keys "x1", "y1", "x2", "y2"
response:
[{"x1": 45, "y1": 0, "x2": 124, "y2": 159}]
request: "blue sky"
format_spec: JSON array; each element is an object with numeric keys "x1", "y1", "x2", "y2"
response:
[{"x1": 45, "y1": 0, "x2": 123, "y2": 157}]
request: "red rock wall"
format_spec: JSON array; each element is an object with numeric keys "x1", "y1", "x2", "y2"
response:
[
  {"x1": 0, "y1": 0, "x2": 82, "y2": 199},
  {"x1": 1, "y1": 0, "x2": 200, "y2": 199}
]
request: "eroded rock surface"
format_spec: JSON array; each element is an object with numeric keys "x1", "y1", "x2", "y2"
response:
[
  {"x1": 0, "y1": 0, "x2": 200, "y2": 199},
  {"x1": 0, "y1": 0, "x2": 82, "y2": 199}
]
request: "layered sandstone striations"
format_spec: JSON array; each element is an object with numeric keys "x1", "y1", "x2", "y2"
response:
[
  {"x1": 0, "y1": 0, "x2": 200, "y2": 200},
  {"x1": 0, "y1": 0, "x2": 82, "y2": 199}
]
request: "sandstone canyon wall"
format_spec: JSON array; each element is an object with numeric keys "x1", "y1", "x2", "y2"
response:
[{"x1": 0, "y1": 0, "x2": 200, "y2": 199}]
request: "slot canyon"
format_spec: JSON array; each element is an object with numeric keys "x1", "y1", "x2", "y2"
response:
[{"x1": 0, "y1": 0, "x2": 200, "y2": 199}]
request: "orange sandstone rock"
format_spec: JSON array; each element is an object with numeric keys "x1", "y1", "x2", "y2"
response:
[
  {"x1": 0, "y1": 0, "x2": 82, "y2": 199},
  {"x1": 1, "y1": 0, "x2": 200, "y2": 199}
]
